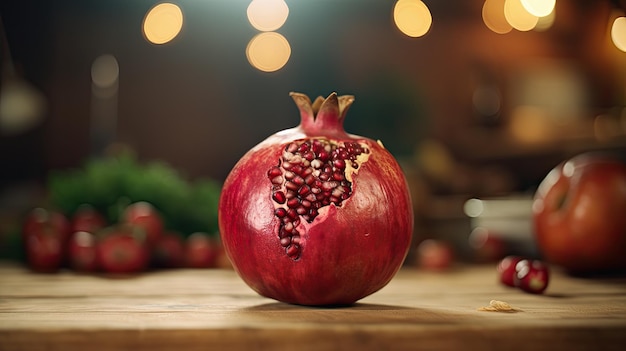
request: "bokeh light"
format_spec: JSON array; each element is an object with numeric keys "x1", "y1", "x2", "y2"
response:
[
  {"x1": 91, "y1": 55, "x2": 119, "y2": 89},
  {"x1": 534, "y1": 8, "x2": 555, "y2": 31},
  {"x1": 0, "y1": 79, "x2": 46, "y2": 134},
  {"x1": 521, "y1": 0, "x2": 556, "y2": 18},
  {"x1": 594, "y1": 114, "x2": 621, "y2": 142},
  {"x1": 508, "y1": 106, "x2": 551, "y2": 143},
  {"x1": 246, "y1": 32, "x2": 291, "y2": 72},
  {"x1": 504, "y1": 0, "x2": 538, "y2": 32},
  {"x1": 143, "y1": 3, "x2": 184, "y2": 45},
  {"x1": 393, "y1": 0, "x2": 432, "y2": 38},
  {"x1": 482, "y1": 0, "x2": 513, "y2": 34},
  {"x1": 247, "y1": 0, "x2": 289, "y2": 32},
  {"x1": 611, "y1": 16, "x2": 626, "y2": 52},
  {"x1": 473, "y1": 86, "x2": 501, "y2": 117}
]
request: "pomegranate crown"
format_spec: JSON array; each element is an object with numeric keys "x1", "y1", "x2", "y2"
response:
[
  {"x1": 290, "y1": 92, "x2": 355, "y2": 120},
  {"x1": 289, "y1": 92, "x2": 355, "y2": 136}
]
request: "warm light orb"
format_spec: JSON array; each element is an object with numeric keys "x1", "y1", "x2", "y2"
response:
[
  {"x1": 247, "y1": 0, "x2": 289, "y2": 32},
  {"x1": 246, "y1": 32, "x2": 291, "y2": 72},
  {"x1": 393, "y1": 0, "x2": 432, "y2": 38},
  {"x1": 504, "y1": 0, "x2": 538, "y2": 32},
  {"x1": 534, "y1": 8, "x2": 555, "y2": 31},
  {"x1": 521, "y1": 0, "x2": 556, "y2": 18},
  {"x1": 143, "y1": 3, "x2": 184, "y2": 45},
  {"x1": 482, "y1": 0, "x2": 513, "y2": 34},
  {"x1": 509, "y1": 106, "x2": 551, "y2": 143},
  {"x1": 611, "y1": 16, "x2": 626, "y2": 52},
  {"x1": 91, "y1": 55, "x2": 119, "y2": 89}
]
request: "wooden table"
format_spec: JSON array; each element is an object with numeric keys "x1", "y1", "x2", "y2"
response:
[{"x1": 1, "y1": 262, "x2": 625, "y2": 351}]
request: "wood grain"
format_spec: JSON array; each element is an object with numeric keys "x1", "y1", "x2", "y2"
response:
[{"x1": 1, "y1": 262, "x2": 625, "y2": 350}]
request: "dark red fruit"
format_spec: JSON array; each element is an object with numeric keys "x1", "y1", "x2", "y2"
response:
[
  {"x1": 469, "y1": 227, "x2": 507, "y2": 263},
  {"x1": 152, "y1": 232, "x2": 185, "y2": 268},
  {"x1": 497, "y1": 255, "x2": 524, "y2": 287},
  {"x1": 23, "y1": 207, "x2": 71, "y2": 243},
  {"x1": 71, "y1": 204, "x2": 107, "y2": 234},
  {"x1": 123, "y1": 201, "x2": 164, "y2": 247},
  {"x1": 96, "y1": 227, "x2": 149, "y2": 274},
  {"x1": 67, "y1": 231, "x2": 98, "y2": 272},
  {"x1": 25, "y1": 232, "x2": 64, "y2": 273},
  {"x1": 515, "y1": 259, "x2": 550, "y2": 294},
  {"x1": 416, "y1": 239, "x2": 454, "y2": 271},
  {"x1": 22, "y1": 208, "x2": 70, "y2": 273},
  {"x1": 185, "y1": 232, "x2": 219, "y2": 268},
  {"x1": 218, "y1": 92, "x2": 413, "y2": 305}
]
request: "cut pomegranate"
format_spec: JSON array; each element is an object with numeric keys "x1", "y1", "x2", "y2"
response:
[
  {"x1": 268, "y1": 138, "x2": 370, "y2": 260},
  {"x1": 218, "y1": 92, "x2": 413, "y2": 306}
]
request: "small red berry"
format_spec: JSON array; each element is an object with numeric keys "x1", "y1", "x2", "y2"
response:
[
  {"x1": 67, "y1": 231, "x2": 98, "y2": 272},
  {"x1": 497, "y1": 255, "x2": 524, "y2": 287},
  {"x1": 96, "y1": 228, "x2": 149, "y2": 274},
  {"x1": 515, "y1": 259, "x2": 550, "y2": 294}
]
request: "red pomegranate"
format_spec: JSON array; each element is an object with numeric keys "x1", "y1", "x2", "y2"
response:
[{"x1": 218, "y1": 92, "x2": 413, "y2": 306}]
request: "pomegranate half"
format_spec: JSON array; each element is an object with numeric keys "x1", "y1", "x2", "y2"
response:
[{"x1": 218, "y1": 92, "x2": 413, "y2": 306}]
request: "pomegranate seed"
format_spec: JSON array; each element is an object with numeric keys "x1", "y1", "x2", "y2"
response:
[
  {"x1": 268, "y1": 167, "x2": 282, "y2": 177},
  {"x1": 311, "y1": 159, "x2": 323, "y2": 169},
  {"x1": 287, "y1": 209, "x2": 298, "y2": 220},
  {"x1": 285, "y1": 181, "x2": 299, "y2": 191},
  {"x1": 270, "y1": 175, "x2": 283, "y2": 185},
  {"x1": 287, "y1": 198, "x2": 300, "y2": 208},
  {"x1": 298, "y1": 142, "x2": 310, "y2": 152},
  {"x1": 283, "y1": 151, "x2": 294, "y2": 161},
  {"x1": 286, "y1": 244, "x2": 300, "y2": 259},
  {"x1": 318, "y1": 151, "x2": 330, "y2": 161},
  {"x1": 280, "y1": 237, "x2": 291, "y2": 247},
  {"x1": 322, "y1": 181, "x2": 338, "y2": 191},
  {"x1": 333, "y1": 159, "x2": 346, "y2": 169},
  {"x1": 303, "y1": 151, "x2": 315, "y2": 161},
  {"x1": 286, "y1": 142, "x2": 298, "y2": 153},
  {"x1": 298, "y1": 185, "x2": 311, "y2": 196},
  {"x1": 292, "y1": 176, "x2": 305, "y2": 186},
  {"x1": 273, "y1": 191, "x2": 286, "y2": 204}
]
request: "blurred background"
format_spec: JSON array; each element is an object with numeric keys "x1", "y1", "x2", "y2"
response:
[{"x1": 1, "y1": 0, "x2": 626, "y2": 264}]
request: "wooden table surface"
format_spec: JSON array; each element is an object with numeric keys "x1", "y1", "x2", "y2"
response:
[{"x1": 1, "y1": 262, "x2": 625, "y2": 351}]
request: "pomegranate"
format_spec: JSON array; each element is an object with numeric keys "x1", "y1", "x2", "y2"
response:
[{"x1": 218, "y1": 92, "x2": 413, "y2": 306}]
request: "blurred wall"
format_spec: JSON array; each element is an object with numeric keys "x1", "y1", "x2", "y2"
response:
[{"x1": 1, "y1": 0, "x2": 625, "y2": 194}]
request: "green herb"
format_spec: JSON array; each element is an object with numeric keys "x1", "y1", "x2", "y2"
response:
[{"x1": 48, "y1": 152, "x2": 222, "y2": 237}]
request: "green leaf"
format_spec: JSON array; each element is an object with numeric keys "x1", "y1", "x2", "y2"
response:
[{"x1": 47, "y1": 152, "x2": 222, "y2": 237}]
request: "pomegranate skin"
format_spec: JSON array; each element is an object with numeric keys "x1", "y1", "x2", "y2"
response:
[{"x1": 218, "y1": 92, "x2": 413, "y2": 306}]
